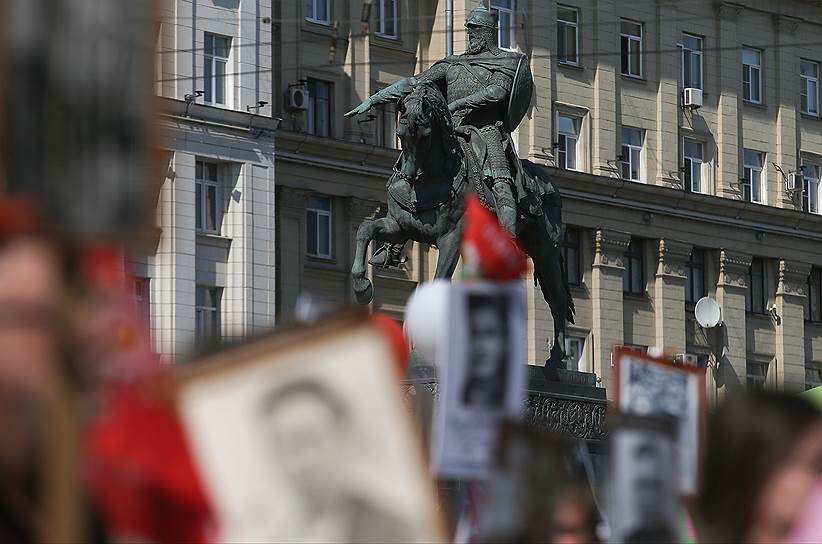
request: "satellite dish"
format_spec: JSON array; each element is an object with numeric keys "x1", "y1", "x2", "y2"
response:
[{"x1": 695, "y1": 297, "x2": 722, "y2": 328}]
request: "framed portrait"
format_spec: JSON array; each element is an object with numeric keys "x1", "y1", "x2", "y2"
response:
[
  {"x1": 175, "y1": 312, "x2": 444, "y2": 543},
  {"x1": 432, "y1": 281, "x2": 527, "y2": 480},
  {"x1": 608, "y1": 413, "x2": 681, "y2": 544},
  {"x1": 613, "y1": 347, "x2": 706, "y2": 496}
]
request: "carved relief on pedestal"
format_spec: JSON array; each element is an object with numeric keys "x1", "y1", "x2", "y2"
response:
[
  {"x1": 593, "y1": 229, "x2": 631, "y2": 270},
  {"x1": 523, "y1": 393, "x2": 608, "y2": 441},
  {"x1": 777, "y1": 259, "x2": 811, "y2": 298},
  {"x1": 718, "y1": 249, "x2": 752, "y2": 290},
  {"x1": 656, "y1": 239, "x2": 692, "y2": 279}
]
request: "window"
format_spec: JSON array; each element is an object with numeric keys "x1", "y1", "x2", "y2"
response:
[
  {"x1": 375, "y1": 0, "x2": 397, "y2": 38},
  {"x1": 557, "y1": 115, "x2": 580, "y2": 170},
  {"x1": 557, "y1": 6, "x2": 579, "y2": 65},
  {"x1": 564, "y1": 336, "x2": 586, "y2": 372},
  {"x1": 620, "y1": 20, "x2": 642, "y2": 78},
  {"x1": 305, "y1": 0, "x2": 330, "y2": 23},
  {"x1": 128, "y1": 277, "x2": 150, "y2": 331},
  {"x1": 742, "y1": 150, "x2": 765, "y2": 204},
  {"x1": 204, "y1": 33, "x2": 230, "y2": 105},
  {"x1": 746, "y1": 360, "x2": 769, "y2": 391},
  {"x1": 685, "y1": 249, "x2": 706, "y2": 304},
  {"x1": 562, "y1": 227, "x2": 581, "y2": 286},
  {"x1": 195, "y1": 286, "x2": 221, "y2": 341},
  {"x1": 801, "y1": 60, "x2": 819, "y2": 115},
  {"x1": 746, "y1": 257, "x2": 766, "y2": 314},
  {"x1": 623, "y1": 238, "x2": 644, "y2": 295},
  {"x1": 742, "y1": 48, "x2": 762, "y2": 103},
  {"x1": 806, "y1": 268, "x2": 822, "y2": 322},
  {"x1": 307, "y1": 196, "x2": 332, "y2": 258},
  {"x1": 681, "y1": 34, "x2": 703, "y2": 90},
  {"x1": 307, "y1": 79, "x2": 331, "y2": 137},
  {"x1": 802, "y1": 163, "x2": 820, "y2": 214},
  {"x1": 683, "y1": 138, "x2": 704, "y2": 193},
  {"x1": 807, "y1": 362, "x2": 822, "y2": 390},
  {"x1": 378, "y1": 103, "x2": 399, "y2": 149},
  {"x1": 492, "y1": 0, "x2": 515, "y2": 49},
  {"x1": 195, "y1": 161, "x2": 220, "y2": 233},
  {"x1": 621, "y1": 127, "x2": 643, "y2": 181}
]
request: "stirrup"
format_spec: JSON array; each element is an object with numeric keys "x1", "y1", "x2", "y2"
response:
[{"x1": 369, "y1": 245, "x2": 406, "y2": 268}]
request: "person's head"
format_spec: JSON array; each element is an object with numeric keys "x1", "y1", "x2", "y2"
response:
[
  {"x1": 258, "y1": 381, "x2": 348, "y2": 509},
  {"x1": 552, "y1": 482, "x2": 600, "y2": 544},
  {"x1": 468, "y1": 295, "x2": 507, "y2": 380},
  {"x1": 464, "y1": 6, "x2": 498, "y2": 55},
  {"x1": 697, "y1": 392, "x2": 822, "y2": 543}
]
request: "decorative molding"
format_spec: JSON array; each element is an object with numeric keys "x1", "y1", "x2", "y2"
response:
[
  {"x1": 523, "y1": 394, "x2": 608, "y2": 441},
  {"x1": 277, "y1": 186, "x2": 313, "y2": 209},
  {"x1": 593, "y1": 229, "x2": 631, "y2": 270},
  {"x1": 347, "y1": 197, "x2": 383, "y2": 220},
  {"x1": 714, "y1": 2, "x2": 743, "y2": 21},
  {"x1": 773, "y1": 14, "x2": 802, "y2": 34},
  {"x1": 718, "y1": 249, "x2": 752, "y2": 289},
  {"x1": 777, "y1": 259, "x2": 811, "y2": 298},
  {"x1": 656, "y1": 239, "x2": 692, "y2": 278}
]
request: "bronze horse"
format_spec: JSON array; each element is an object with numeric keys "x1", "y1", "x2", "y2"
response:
[{"x1": 351, "y1": 83, "x2": 575, "y2": 364}]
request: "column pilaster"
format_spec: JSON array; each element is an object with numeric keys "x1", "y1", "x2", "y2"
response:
[
  {"x1": 775, "y1": 259, "x2": 811, "y2": 391},
  {"x1": 716, "y1": 249, "x2": 751, "y2": 382},
  {"x1": 654, "y1": 239, "x2": 692, "y2": 353}
]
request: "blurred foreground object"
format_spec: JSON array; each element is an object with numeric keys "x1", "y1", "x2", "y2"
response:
[
  {"x1": 461, "y1": 195, "x2": 527, "y2": 281},
  {"x1": 3, "y1": 0, "x2": 157, "y2": 242},
  {"x1": 175, "y1": 312, "x2": 444, "y2": 542},
  {"x1": 697, "y1": 393, "x2": 822, "y2": 543},
  {"x1": 404, "y1": 279, "x2": 450, "y2": 364}
]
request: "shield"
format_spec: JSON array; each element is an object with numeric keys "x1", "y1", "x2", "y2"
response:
[{"x1": 506, "y1": 54, "x2": 534, "y2": 133}]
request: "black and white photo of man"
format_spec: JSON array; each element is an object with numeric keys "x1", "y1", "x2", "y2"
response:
[{"x1": 462, "y1": 294, "x2": 509, "y2": 407}]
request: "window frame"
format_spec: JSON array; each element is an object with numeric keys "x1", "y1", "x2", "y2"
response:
[
  {"x1": 742, "y1": 47, "x2": 762, "y2": 104},
  {"x1": 195, "y1": 160, "x2": 220, "y2": 234},
  {"x1": 685, "y1": 248, "x2": 706, "y2": 304},
  {"x1": 681, "y1": 33, "x2": 703, "y2": 90},
  {"x1": 491, "y1": 0, "x2": 515, "y2": 50},
  {"x1": 307, "y1": 78, "x2": 332, "y2": 137},
  {"x1": 620, "y1": 19, "x2": 643, "y2": 78},
  {"x1": 746, "y1": 359, "x2": 769, "y2": 391},
  {"x1": 305, "y1": 0, "x2": 331, "y2": 24},
  {"x1": 683, "y1": 138, "x2": 705, "y2": 194},
  {"x1": 375, "y1": 0, "x2": 398, "y2": 38},
  {"x1": 129, "y1": 277, "x2": 151, "y2": 332},
  {"x1": 742, "y1": 149, "x2": 765, "y2": 204},
  {"x1": 195, "y1": 285, "x2": 221, "y2": 342},
  {"x1": 745, "y1": 257, "x2": 767, "y2": 314},
  {"x1": 557, "y1": 5, "x2": 579, "y2": 66},
  {"x1": 802, "y1": 163, "x2": 821, "y2": 215},
  {"x1": 806, "y1": 361, "x2": 822, "y2": 391},
  {"x1": 564, "y1": 335, "x2": 586, "y2": 372},
  {"x1": 306, "y1": 195, "x2": 333, "y2": 259},
  {"x1": 557, "y1": 114, "x2": 580, "y2": 171},
  {"x1": 203, "y1": 32, "x2": 230, "y2": 106},
  {"x1": 562, "y1": 226, "x2": 582, "y2": 287},
  {"x1": 620, "y1": 126, "x2": 643, "y2": 182},
  {"x1": 801, "y1": 60, "x2": 820, "y2": 116},
  {"x1": 623, "y1": 238, "x2": 645, "y2": 296},
  {"x1": 806, "y1": 268, "x2": 822, "y2": 322}
]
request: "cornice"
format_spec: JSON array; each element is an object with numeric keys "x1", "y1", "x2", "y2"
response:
[
  {"x1": 657, "y1": 239, "x2": 693, "y2": 278},
  {"x1": 718, "y1": 249, "x2": 752, "y2": 289},
  {"x1": 777, "y1": 259, "x2": 812, "y2": 298},
  {"x1": 593, "y1": 229, "x2": 631, "y2": 269}
]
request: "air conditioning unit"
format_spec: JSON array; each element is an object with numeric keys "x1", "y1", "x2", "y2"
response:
[
  {"x1": 683, "y1": 87, "x2": 703, "y2": 109},
  {"x1": 787, "y1": 172, "x2": 800, "y2": 192},
  {"x1": 286, "y1": 86, "x2": 309, "y2": 110},
  {"x1": 674, "y1": 353, "x2": 699, "y2": 366}
]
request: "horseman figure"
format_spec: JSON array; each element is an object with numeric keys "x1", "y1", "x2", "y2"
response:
[{"x1": 346, "y1": 5, "x2": 548, "y2": 268}]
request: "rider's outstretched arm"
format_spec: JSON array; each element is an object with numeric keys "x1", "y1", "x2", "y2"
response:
[{"x1": 346, "y1": 61, "x2": 448, "y2": 116}]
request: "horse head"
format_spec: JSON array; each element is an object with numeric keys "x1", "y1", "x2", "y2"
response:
[{"x1": 397, "y1": 83, "x2": 461, "y2": 183}]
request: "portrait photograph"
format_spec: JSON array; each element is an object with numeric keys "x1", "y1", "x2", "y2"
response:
[
  {"x1": 608, "y1": 414, "x2": 680, "y2": 544},
  {"x1": 613, "y1": 348, "x2": 706, "y2": 496},
  {"x1": 175, "y1": 314, "x2": 444, "y2": 543},
  {"x1": 433, "y1": 281, "x2": 526, "y2": 480}
]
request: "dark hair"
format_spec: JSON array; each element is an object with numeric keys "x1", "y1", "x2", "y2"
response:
[
  {"x1": 696, "y1": 392, "x2": 821, "y2": 543},
  {"x1": 468, "y1": 294, "x2": 509, "y2": 336},
  {"x1": 258, "y1": 379, "x2": 347, "y2": 425}
]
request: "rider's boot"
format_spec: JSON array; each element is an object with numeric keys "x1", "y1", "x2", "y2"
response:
[{"x1": 369, "y1": 242, "x2": 406, "y2": 268}]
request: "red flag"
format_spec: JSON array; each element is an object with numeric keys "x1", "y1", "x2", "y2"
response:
[
  {"x1": 461, "y1": 195, "x2": 527, "y2": 280},
  {"x1": 371, "y1": 313, "x2": 411, "y2": 375}
]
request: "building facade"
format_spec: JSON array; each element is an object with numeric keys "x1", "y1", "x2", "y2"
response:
[
  {"x1": 138, "y1": 0, "x2": 278, "y2": 360},
  {"x1": 273, "y1": 0, "x2": 822, "y2": 397}
]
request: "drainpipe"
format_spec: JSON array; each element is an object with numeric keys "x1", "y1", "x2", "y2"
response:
[{"x1": 446, "y1": 0, "x2": 453, "y2": 56}]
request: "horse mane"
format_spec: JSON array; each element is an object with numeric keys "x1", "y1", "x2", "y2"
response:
[{"x1": 402, "y1": 83, "x2": 462, "y2": 174}]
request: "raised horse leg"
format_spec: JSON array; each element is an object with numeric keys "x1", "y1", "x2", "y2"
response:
[{"x1": 351, "y1": 216, "x2": 402, "y2": 304}]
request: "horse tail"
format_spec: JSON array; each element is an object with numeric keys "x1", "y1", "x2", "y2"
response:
[{"x1": 558, "y1": 249, "x2": 576, "y2": 324}]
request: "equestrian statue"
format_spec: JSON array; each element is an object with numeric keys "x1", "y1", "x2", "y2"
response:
[{"x1": 345, "y1": 6, "x2": 575, "y2": 365}]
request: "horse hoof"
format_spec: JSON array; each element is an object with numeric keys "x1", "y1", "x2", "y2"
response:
[{"x1": 353, "y1": 281, "x2": 374, "y2": 305}]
